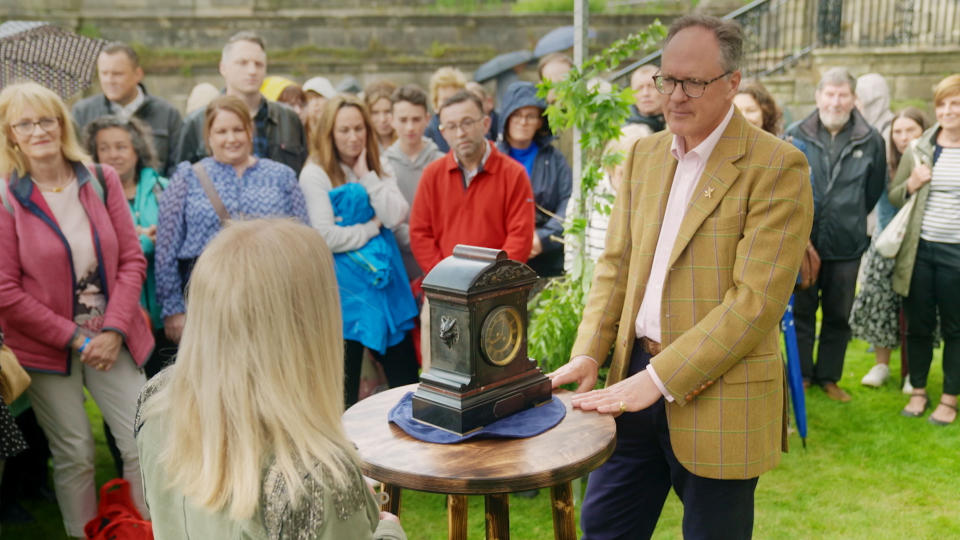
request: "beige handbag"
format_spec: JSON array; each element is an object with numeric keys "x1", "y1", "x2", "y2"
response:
[{"x1": 0, "y1": 344, "x2": 31, "y2": 405}]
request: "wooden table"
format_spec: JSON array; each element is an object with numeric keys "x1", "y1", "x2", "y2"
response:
[{"x1": 343, "y1": 384, "x2": 616, "y2": 540}]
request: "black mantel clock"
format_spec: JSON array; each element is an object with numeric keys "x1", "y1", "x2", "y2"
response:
[{"x1": 411, "y1": 245, "x2": 552, "y2": 435}]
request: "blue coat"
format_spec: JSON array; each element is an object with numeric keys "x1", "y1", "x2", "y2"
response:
[{"x1": 329, "y1": 183, "x2": 417, "y2": 354}]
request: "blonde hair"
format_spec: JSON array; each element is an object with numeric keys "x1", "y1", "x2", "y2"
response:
[
  {"x1": 933, "y1": 74, "x2": 960, "y2": 107},
  {"x1": 143, "y1": 218, "x2": 357, "y2": 519},
  {"x1": 363, "y1": 79, "x2": 398, "y2": 146},
  {"x1": 308, "y1": 95, "x2": 384, "y2": 188},
  {"x1": 0, "y1": 82, "x2": 90, "y2": 177},
  {"x1": 429, "y1": 66, "x2": 467, "y2": 110}
]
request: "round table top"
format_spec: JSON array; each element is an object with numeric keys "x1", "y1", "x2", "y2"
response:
[{"x1": 342, "y1": 384, "x2": 617, "y2": 494}]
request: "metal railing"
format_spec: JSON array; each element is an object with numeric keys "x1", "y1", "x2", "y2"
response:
[{"x1": 610, "y1": 0, "x2": 960, "y2": 83}]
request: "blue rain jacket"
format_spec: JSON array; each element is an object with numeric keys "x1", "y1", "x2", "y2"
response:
[{"x1": 329, "y1": 183, "x2": 417, "y2": 354}]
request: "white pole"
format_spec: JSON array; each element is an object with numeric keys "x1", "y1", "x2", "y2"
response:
[
  {"x1": 572, "y1": 0, "x2": 588, "y2": 507},
  {"x1": 572, "y1": 0, "x2": 588, "y2": 195}
]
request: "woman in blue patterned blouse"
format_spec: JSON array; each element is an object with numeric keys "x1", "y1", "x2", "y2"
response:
[{"x1": 156, "y1": 96, "x2": 308, "y2": 344}]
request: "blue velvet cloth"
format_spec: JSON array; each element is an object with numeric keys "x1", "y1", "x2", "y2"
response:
[{"x1": 388, "y1": 391, "x2": 566, "y2": 444}]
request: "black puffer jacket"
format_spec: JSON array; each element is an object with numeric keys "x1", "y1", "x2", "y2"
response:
[
  {"x1": 785, "y1": 108, "x2": 886, "y2": 260},
  {"x1": 496, "y1": 82, "x2": 572, "y2": 277},
  {"x1": 72, "y1": 84, "x2": 183, "y2": 176}
]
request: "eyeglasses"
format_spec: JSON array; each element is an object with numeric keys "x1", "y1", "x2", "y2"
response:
[
  {"x1": 439, "y1": 116, "x2": 484, "y2": 134},
  {"x1": 653, "y1": 72, "x2": 731, "y2": 99},
  {"x1": 11, "y1": 117, "x2": 59, "y2": 136},
  {"x1": 512, "y1": 112, "x2": 542, "y2": 124}
]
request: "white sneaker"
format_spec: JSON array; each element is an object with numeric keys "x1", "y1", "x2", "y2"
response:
[
  {"x1": 902, "y1": 376, "x2": 914, "y2": 394},
  {"x1": 861, "y1": 363, "x2": 890, "y2": 387}
]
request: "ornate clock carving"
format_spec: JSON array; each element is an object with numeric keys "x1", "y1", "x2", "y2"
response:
[{"x1": 413, "y1": 245, "x2": 551, "y2": 434}]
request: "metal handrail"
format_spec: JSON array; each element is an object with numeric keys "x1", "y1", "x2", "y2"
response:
[{"x1": 609, "y1": 0, "x2": 959, "y2": 84}]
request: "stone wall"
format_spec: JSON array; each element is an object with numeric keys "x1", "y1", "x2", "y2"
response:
[
  {"x1": 1, "y1": 11, "x2": 673, "y2": 111},
  {"x1": 763, "y1": 47, "x2": 960, "y2": 126},
  {"x1": 5, "y1": 2, "x2": 957, "y2": 117}
]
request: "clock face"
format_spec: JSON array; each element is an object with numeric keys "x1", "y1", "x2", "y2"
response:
[{"x1": 480, "y1": 305, "x2": 523, "y2": 367}]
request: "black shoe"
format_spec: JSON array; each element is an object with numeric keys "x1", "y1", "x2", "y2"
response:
[
  {"x1": 24, "y1": 484, "x2": 56, "y2": 503},
  {"x1": 0, "y1": 501, "x2": 36, "y2": 523}
]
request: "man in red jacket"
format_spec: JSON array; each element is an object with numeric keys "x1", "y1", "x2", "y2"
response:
[
  {"x1": 409, "y1": 90, "x2": 535, "y2": 367},
  {"x1": 410, "y1": 90, "x2": 534, "y2": 273}
]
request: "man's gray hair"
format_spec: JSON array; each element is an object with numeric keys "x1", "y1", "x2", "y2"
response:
[
  {"x1": 665, "y1": 15, "x2": 744, "y2": 73},
  {"x1": 817, "y1": 67, "x2": 857, "y2": 94},
  {"x1": 222, "y1": 31, "x2": 266, "y2": 62}
]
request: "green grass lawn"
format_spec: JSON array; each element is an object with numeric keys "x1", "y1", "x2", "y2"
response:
[{"x1": 7, "y1": 337, "x2": 959, "y2": 539}]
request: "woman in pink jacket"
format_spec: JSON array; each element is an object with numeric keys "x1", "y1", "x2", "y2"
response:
[{"x1": 0, "y1": 82, "x2": 152, "y2": 537}]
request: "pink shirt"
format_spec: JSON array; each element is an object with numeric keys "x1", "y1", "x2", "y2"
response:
[{"x1": 641, "y1": 105, "x2": 735, "y2": 400}]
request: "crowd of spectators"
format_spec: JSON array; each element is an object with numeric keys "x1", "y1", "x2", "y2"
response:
[{"x1": 0, "y1": 24, "x2": 958, "y2": 538}]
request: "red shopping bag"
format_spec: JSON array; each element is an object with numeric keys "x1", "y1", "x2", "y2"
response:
[{"x1": 84, "y1": 478, "x2": 153, "y2": 540}]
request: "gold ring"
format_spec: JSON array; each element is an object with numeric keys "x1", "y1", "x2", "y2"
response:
[{"x1": 618, "y1": 400, "x2": 626, "y2": 413}]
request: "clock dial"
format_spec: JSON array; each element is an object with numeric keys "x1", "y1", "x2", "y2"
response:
[{"x1": 480, "y1": 305, "x2": 523, "y2": 366}]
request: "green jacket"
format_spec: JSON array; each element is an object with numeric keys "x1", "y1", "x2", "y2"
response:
[
  {"x1": 136, "y1": 372, "x2": 407, "y2": 540},
  {"x1": 129, "y1": 167, "x2": 167, "y2": 329},
  {"x1": 889, "y1": 123, "x2": 939, "y2": 296}
]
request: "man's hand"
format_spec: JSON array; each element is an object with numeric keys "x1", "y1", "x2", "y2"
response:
[
  {"x1": 81, "y1": 330, "x2": 123, "y2": 371},
  {"x1": 570, "y1": 370, "x2": 662, "y2": 416},
  {"x1": 548, "y1": 355, "x2": 599, "y2": 393},
  {"x1": 164, "y1": 313, "x2": 186, "y2": 344},
  {"x1": 530, "y1": 233, "x2": 543, "y2": 258}
]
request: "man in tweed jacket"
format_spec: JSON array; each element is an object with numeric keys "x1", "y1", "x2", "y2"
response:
[{"x1": 549, "y1": 16, "x2": 813, "y2": 539}]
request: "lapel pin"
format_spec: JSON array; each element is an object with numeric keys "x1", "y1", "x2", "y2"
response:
[{"x1": 704, "y1": 187, "x2": 714, "y2": 199}]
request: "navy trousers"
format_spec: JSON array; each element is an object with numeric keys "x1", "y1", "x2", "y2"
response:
[{"x1": 580, "y1": 341, "x2": 759, "y2": 540}]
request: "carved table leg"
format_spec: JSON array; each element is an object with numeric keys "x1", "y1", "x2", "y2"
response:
[
  {"x1": 550, "y1": 481, "x2": 577, "y2": 540},
  {"x1": 381, "y1": 483, "x2": 401, "y2": 515},
  {"x1": 447, "y1": 494, "x2": 468, "y2": 540},
  {"x1": 484, "y1": 493, "x2": 510, "y2": 540}
]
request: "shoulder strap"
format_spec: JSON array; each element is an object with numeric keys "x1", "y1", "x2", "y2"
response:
[
  {"x1": 192, "y1": 162, "x2": 230, "y2": 225},
  {"x1": 88, "y1": 164, "x2": 108, "y2": 204}
]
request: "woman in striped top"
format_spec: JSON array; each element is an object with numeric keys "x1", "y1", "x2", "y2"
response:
[{"x1": 889, "y1": 74, "x2": 960, "y2": 425}]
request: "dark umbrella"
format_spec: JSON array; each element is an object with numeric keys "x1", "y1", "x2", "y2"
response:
[
  {"x1": 473, "y1": 50, "x2": 534, "y2": 83},
  {"x1": 337, "y1": 75, "x2": 362, "y2": 95},
  {"x1": 780, "y1": 295, "x2": 808, "y2": 448},
  {"x1": 0, "y1": 21, "x2": 106, "y2": 99},
  {"x1": 533, "y1": 25, "x2": 597, "y2": 58}
]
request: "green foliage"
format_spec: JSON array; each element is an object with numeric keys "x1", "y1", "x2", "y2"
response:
[
  {"x1": 76, "y1": 22, "x2": 101, "y2": 39},
  {"x1": 526, "y1": 22, "x2": 666, "y2": 368},
  {"x1": 433, "y1": 0, "x2": 502, "y2": 10},
  {"x1": 512, "y1": 0, "x2": 607, "y2": 12},
  {"x1": 528, "y1": 276, "x2": 585, "y2": 375}
]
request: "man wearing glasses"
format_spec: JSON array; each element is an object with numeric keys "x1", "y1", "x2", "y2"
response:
[
  {"x1": 409, "y1": 90, "x2": 535, "y2": 366},
  {"x1": 409, "y1": 90, "x2": 535, "y2": 273},
  {"x1": 549, "y1": 15, "x2": 813, "y2": 539}
]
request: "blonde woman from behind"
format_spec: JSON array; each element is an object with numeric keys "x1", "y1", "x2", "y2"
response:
[{"x1": 135, "y1": 218, "x2": 405, "y2": 539}]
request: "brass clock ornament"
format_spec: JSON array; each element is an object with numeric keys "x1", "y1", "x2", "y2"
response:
[
  {"x1": 480, "y1": 306, "x2": 522, "y2": 366},
  {"x1": 411, "y1": 245, "x2": 552, "y2": 435}
]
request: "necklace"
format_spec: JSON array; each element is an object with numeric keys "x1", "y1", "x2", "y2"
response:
[{"x1": 33, "y1": 171, "x2": 74, "y2": 193}]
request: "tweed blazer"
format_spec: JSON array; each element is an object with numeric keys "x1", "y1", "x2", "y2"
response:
[{"x1": 571, "y1": 110, "x2": 813, "y2": 480}]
